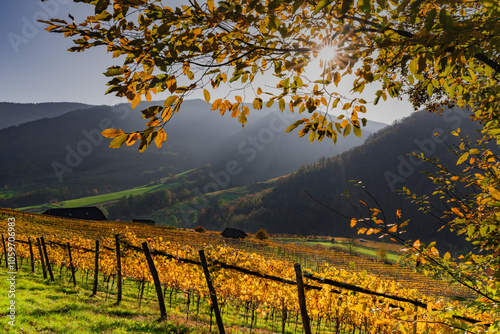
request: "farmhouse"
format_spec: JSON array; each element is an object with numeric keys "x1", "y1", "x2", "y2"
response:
[
  {"x1": 42, "y1": 207, "x2": 107, "y2": 221},
  {"x1": 221, "y1": 227, "x2": 247, "y2": 239}
]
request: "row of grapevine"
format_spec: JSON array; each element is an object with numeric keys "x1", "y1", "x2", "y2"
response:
[
  {"x1": 1, "y1": 223, "x2": 492, "y2": 333},
  {"x1": 0, "y1": 208, "x2": 475, "y2": 300}
]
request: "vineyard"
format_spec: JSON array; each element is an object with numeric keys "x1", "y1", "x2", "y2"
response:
[{"x1": 0, "y1": 208, "x2": 497, "y2": 333}]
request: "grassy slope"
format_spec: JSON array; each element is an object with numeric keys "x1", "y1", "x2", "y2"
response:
[
  {"x1": 311, "y1": 241, "x2": 400, "y2": 262},
  {"x1": 16, "y1": 169, "x2": 275, "y2": 219},
  {"x1": 16, "y1": 169, "x2": 198, "y2": 213},
  {"x1": 145, "y1": 179, "x2": 277, "y2": 225},
  {"x1": 0, "y1": 266, "x2": 201, "y2": 333}
]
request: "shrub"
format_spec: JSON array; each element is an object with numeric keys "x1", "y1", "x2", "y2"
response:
[
  {"x1": 194, "y1": 226, "x2": 206, "y2": 233},
  {"x1": 376, "y1": 246, "x2": 388, "y2": 262},
  {"x1": 255, "y1": 228, "x2": 269, "y2": 240}
]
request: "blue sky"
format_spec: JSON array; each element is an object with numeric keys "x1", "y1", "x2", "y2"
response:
[
  {"x1": 1, "y1": 1, "x2": 119, "y2": 105},
  {"x1": 0, "y1": 0, "x2": 414, "y2": 124}
]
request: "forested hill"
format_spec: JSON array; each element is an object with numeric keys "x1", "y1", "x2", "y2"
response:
[
  {"x1": 0, "y1": 100, "x2": 385, "y2": 207},
  {"x1": 196, "y1": 108, "x2": 479, "y2": 252}
]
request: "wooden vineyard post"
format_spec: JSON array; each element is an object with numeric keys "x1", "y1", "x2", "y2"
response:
[
  {"x1": 1, "y1": 234, "x2": 8, "y2": 268},
  {"x1": 142, "y1": 241, "x2": 167, "y2": 320},
  {"x1": 37, "y1": 238, "x2": 47, "y2": 279},
  {"x1": 67, "y1": 242, "x2": 77, "y2": 286},
  {"x1": 114, "y1": 234, "x2": 123, "y2": 304},
  {"x1": 92, "y1": 240, "x2": 100, "y2": 296},
  {"x1": 28, "y1": 237, "x2": 35, "y2": 273},
  {"x1": 281, "y1": 298, "x2": 287, "y2": 334},
  {"x1": 199, "y1": 249, "x2": 225, "y2": 334},
  {"x1": 294, "y1": 263, "x2": 312, "y2": 334},
  {"x1": 40, "y1": 237, "x2": 55, "y2": 282},
  {"x1": 413, "y1": 305, "x2": 418, "y2": 334}
]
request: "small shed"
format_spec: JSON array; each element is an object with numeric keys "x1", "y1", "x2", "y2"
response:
[
  {"x1": 42, "y1": 206, "x2": 107, "y2": 221},
  {"x1": 221, "y1": 227, "x2": 247, "y2": 239},
  {"x1": 132, "y1": 219, "x2": 156, "y2": 225}
]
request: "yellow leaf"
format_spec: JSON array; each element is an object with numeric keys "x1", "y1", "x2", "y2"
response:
[
  {"x1": 131, "y1": 93, "x2": 141, "y2": 109},
  {"x1": 413, "y1": 239, "x2": 421, "y2": 249},
  {"x1": 182, "y1": 62, "x2": 190, "y2": 75},
  {"x1": 457, "y1": 152, "x2": 469, "y2": 165},
  {"x1": 350, "y1": 218, "x2": 357, "y2": 228},
  {"x1": 231, "y1": 108, "x2": 240, "y2": 118},
  {"x1": 166, "y1": 76, "x2": 177, "y2": 93},
  {"x1": 357, "y1": 227, "x2": 367, "y2": 234},
  {"x1": 430, "y1": 247, "x2": 439, "y2": 257},
  {"x1": 101, "y1": 128, "x2": 124, "y2": 138},
  {"x1": 164, "y1": 95, "x2": 178, "y2": 107},
  {"x1": 161, "y1": 107, "x2": 173, "y2": 122},
  {"x1": 396, "y1": 209, "x2": 402, "y2": 219},
  {"x1": 109, "y1": 133, "x2": 128, "y2": 149},
  {"x1": 203, "y1": 89, "x2": 211, "y2": 103},
  {"x1": 489, "y1": 187, "x2": 500, "y2": 201},
  {"x1": 212, "y1": 98, "x2": 222, "y2": 111},
  {"x1": 279, "y1": 98, "x2": 285, "y2": 111},
  {"x1": 207, "y1": 0, "x2": 215, "y2": 11},
  {"x1": 155, "y1": 128, "x2": 167, "y2": 148},
  {"x1": 388, "y1": 225, "x2": 397, "y2": 233},
  {"x1": 308, "y1": 130, "x2": 315, "y2": 143},
  {"x1": 145, "y1": 119, "x2": 161, "y2": 127}
]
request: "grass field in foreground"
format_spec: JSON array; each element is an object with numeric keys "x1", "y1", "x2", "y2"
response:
[
  {"x1": 0, "y1": 266, "x2": 199, "y2": 333},
  {"x1": 0, "y1": 261, "x2": 287, "y2": 334}
]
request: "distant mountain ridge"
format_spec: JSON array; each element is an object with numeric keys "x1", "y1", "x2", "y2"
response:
[
  {"x1": 0, "y1": 102, "x2": 94, "y2": 130},
  {"x1": 0, "y1": 100, "x2": 386, "y2": 205}
]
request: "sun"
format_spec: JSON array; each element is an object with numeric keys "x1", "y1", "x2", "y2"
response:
[{"x1": 317, "y1": 44, "x2": 338, "y2": 64}]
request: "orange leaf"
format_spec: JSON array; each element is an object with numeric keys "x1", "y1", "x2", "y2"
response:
[
  {"x1": 101, "y1": 128, "x2": 124, "y2": 138},
  {"x1": 131, "y1": 93, "x2": 141, "y2": 109},
  {"x1": 126, "y1": 133, "x2": 140, "y2": 146}
]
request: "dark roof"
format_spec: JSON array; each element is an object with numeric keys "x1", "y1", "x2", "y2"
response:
[
  {"x1": 221, "y1": 227, "x2": 247, "y2": 239},
  {"x1": 42, "y1": 207, "x2": 107, "y2": 221},
  {"x1": 132, "y1": 219, "x2": 156, "y2": 225}
]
